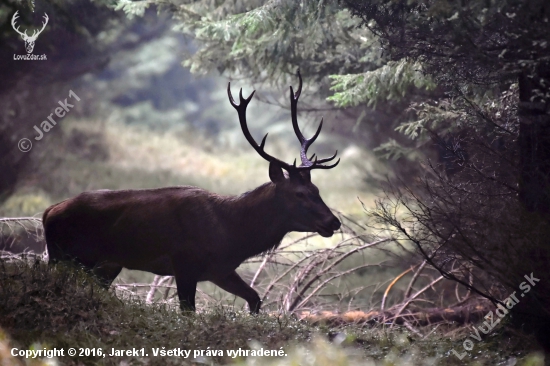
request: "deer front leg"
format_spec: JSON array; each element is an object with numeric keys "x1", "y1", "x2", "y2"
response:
[
  {"x1": 211, "y1": 271, "x2": 262, "y2": 314},
  {"x1": 171, "y1": 254, "x2": 199, "y2": 312}
]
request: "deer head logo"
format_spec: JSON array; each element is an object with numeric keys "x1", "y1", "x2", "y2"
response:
[{"x1": 11, "y1": 11, "x2": 49, "y2": 54}]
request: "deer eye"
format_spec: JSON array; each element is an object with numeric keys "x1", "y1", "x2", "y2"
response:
[{"x1": 295, "y1": 192, "x2": 305, "y2": 199}]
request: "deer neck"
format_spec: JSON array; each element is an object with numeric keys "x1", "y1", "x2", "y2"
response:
[{"x1": 222, "y1": 183, "x2": 290, "y2": 258}]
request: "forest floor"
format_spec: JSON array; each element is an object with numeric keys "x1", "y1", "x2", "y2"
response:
[{"x1": 0, "y1": 255, "x2": 544, "y2": 366}]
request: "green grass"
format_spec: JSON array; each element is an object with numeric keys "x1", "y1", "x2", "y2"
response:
[
  {"x1": 0, "y1": 255, "x2": 543, "y2": 366},
  {"x1": 0, "y1": 255, "x2": 313, "y2": 365}
]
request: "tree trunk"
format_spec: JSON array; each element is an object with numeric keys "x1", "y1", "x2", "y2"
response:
[
  {"x1": 517, "y1": 62, "x2": 550, "y2": 356},
  {"x1": 518, "y1": 62, "x2": 550, "y2": 214}
]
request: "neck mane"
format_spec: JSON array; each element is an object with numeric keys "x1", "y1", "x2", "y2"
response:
[{"x1": 217, "y1": 182, "x2": 289, "y2": 260}]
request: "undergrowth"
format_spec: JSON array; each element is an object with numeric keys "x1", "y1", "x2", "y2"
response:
[
  {"x1": 0, "y1": 254, "x2": 543, "y2": 365},
  {"x1": 0, "y1": 255, "x2": 313, "y2": 365}
]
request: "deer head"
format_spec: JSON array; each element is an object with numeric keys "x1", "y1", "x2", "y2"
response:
[
  {"x1": 11, "y1": 11, "x2": 49, "y2": 54},
  {"x1": 228, "y1": 71, "x2": 341, "y2": 237}
]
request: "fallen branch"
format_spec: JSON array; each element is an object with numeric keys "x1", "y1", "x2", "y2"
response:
[{"x1": 298, "y1": 302, "x2": 492, "y2": 327}]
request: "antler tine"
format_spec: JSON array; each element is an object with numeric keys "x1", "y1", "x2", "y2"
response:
[
  {"x1": 290, "y1": 70, "x2": 310, "y2": 157},
  {"x1": 315, "y1": 150, "x2": 339, "y2": 164},
  {"x1": 302, "y1": 148, "x2": 339, "y2": 168},
  {"x1": 303, "y1": 117, "x2": 324, "y2": 154},
  {"x1": 227, "y1": 82, "x2": 292, "y2": 170},
  {"x1": 11, "y1": 11, "x2": 18, "y2": 27},
  {"x1": 11, "y1": 11, "x2": 28, "y2": 38},
  {"x1": 299, "y1": 118, "x2": 324, "y2": 165},
  {"x1": 311, "y1": 158, "x2": 340, "y2": 169},
  {"x1": 288, "y1": 70, "x2": 339, "y2": 170},
  {"x1": 36, "y1": 13, "x2": 49, "y2": 36}
]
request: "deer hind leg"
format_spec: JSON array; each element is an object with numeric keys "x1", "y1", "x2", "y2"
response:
[
  {"x1": 59, "y1": 257, "x2": 122, "y2": 290},
  {"x1": 92, "y1": 262, "x2": 123, "y2": 289},
  {"x1": 211, "y1": 271, "x2": 261, "y2": 314},
  {"x1": 44, "y1": 229, "x2": 121, "y2": 288},
  {"x1": 45, "y1": 240, "x2": 70, "y2": 264}
]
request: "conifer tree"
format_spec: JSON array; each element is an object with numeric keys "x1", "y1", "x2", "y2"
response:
[{"x1": 117, "y1": 0, "x2": 550, "y2": 349}]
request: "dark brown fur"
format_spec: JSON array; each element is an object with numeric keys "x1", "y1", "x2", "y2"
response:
[
  {"x1": 43, "y1": 170, "x2": 340, "y2": 312},
  {"x1": 44, "y1": 74, "x2": 341, "y2": 313}
]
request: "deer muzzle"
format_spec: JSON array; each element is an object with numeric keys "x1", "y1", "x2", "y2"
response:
[{"x1": 317, "y1": 216, "x2": 341, "y2": 237}]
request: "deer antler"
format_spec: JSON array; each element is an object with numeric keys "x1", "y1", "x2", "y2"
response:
[
  {"x1": 290, "y1": 70, "x2": 339, "y2": 169},
  {"x1": 227, "y1": 85, "x2": 298, "y2": 171},
  {"x1": 11, "y1": 11, "x2": 48, "y2": 41},
  {"x1": 11, "y1": 11, "x2": 28, "y2": 39},
  {"x1": 227, "y1": 71, "x2": 339, "y2": 172},
  {"x1": 29, "y1": 13, "x2": 49, "y2": 40}
]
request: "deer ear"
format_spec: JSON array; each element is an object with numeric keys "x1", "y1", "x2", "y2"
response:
[{"x1": 269, "y1": 162, "x2": 286, "y2": 183}]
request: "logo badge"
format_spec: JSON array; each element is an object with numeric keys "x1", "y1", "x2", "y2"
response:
[{"x1": 12, "y1": 10, "x2": 48, "y2": 54}]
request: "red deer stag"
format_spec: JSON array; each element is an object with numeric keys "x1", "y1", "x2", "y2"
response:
[{"x1": 43, "y1": 71, "x2": 340, "y2": 313}]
